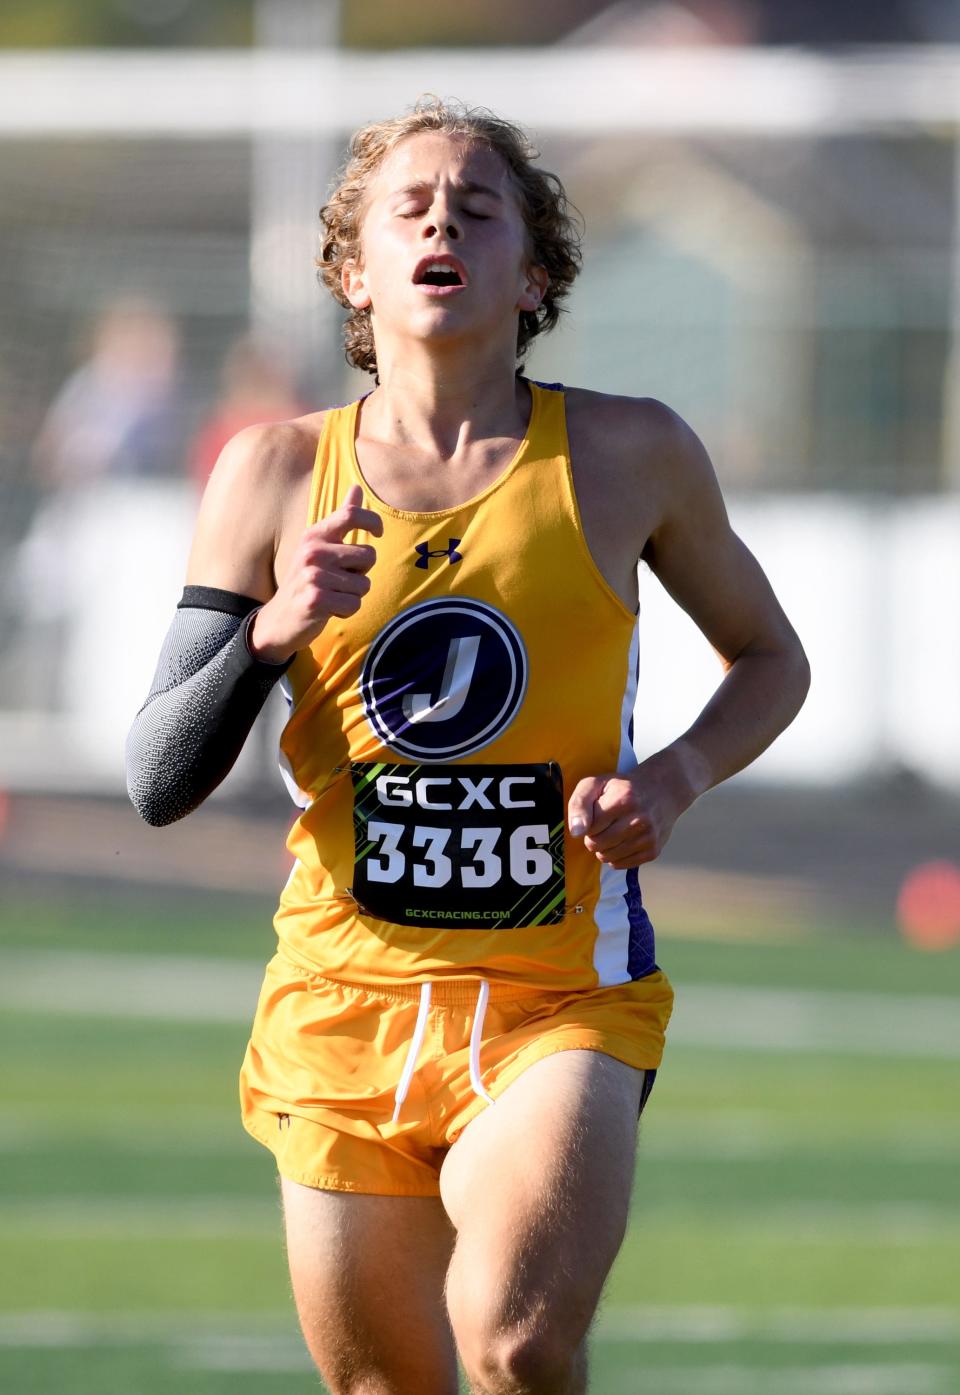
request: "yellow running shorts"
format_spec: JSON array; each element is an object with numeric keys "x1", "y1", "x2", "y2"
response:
[{"x1": 239, "y1": 949, "x2": 674, "y2": 1197}]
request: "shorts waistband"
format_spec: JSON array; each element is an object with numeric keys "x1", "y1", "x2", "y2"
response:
[
  {"x1": 321, "y1": 972, "x2": 543, "y2": 1008},
  {"x1": 276, "y1": 948, "x2": 543, "y2": 1008}
]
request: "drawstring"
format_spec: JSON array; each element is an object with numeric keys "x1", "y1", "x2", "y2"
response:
[
  {"x1": 391, "y1": 979, "x2": 496, "y2": 1122},
  {"x1": 391, "y1": 981, "x2": 432, "y2": 1123},
  {"x1": 469, "y1": 979, "x2": 496, "y2": 1106}
]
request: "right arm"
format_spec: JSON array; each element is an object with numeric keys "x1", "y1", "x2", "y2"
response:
[{"x1": 125, "y1": 423, "x2": 381, "y2": 826}]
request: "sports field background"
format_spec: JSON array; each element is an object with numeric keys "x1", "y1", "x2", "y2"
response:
[{"x1": 2, "y1": 782, "x2": 958, "y2": 1395}]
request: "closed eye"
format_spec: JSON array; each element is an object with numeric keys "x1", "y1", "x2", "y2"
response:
[{"x1": 397, "y1": 209, "x2": 491, "y2": 220}]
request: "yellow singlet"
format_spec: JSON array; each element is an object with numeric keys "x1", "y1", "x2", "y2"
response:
[{"x1": 274, "y1": 378, "x2": 663, "y2": 993}]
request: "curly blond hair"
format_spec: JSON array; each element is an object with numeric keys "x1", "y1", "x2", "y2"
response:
[{"x1": 317, "y1": 96, "x2": 583, "y2": 378}]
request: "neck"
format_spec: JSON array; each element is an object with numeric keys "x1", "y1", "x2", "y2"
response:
[{"x1": 360, "y1": 338, "x2": 529, "y2": 460}]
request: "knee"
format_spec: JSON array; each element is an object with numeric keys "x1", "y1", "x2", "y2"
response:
[{"x1": 462, "y1": 1326, "x2": 583, "y2": 1395}]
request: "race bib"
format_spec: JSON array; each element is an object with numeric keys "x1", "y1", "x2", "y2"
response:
[{"x1": 350, "y1": 760, "x2": 566, "y2": 930}]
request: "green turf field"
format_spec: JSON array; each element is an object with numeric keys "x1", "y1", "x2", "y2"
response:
[{"x1": 1, "y1": 886, "x2": 958, "y2": 1395}]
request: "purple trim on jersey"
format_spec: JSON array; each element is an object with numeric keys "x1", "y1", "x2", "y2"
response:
[
  {"x1": 531, "y1": 379, "x2": 564, "y2": 391},
  {"x1": 625, "y1": 867, "x2": 657, "y2": 979},
  {"x1": 624, "y1": 639, "x2": 653, "y2": 977}
]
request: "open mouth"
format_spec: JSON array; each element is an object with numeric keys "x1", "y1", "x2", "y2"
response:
[
  {"x1": 413, "y1": 255, "x2": 468, "y2": 293},
  {"x1": 421, "y1": 266, "x2": 462, "y2": 287}
]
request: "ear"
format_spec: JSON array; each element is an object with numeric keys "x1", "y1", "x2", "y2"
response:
[
  {"x1": 518, "y1": 262, "x2": 549, "y2": 314},
  {"x1": 342, "y1": 258, "x2": 372, "y2": 311}
]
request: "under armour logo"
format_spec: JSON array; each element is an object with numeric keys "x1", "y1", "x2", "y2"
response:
[{"x1": 415, "y1": 538, "x2": 462, "y2": 569}]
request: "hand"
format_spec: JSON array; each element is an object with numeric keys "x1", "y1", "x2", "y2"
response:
[
  {"x1": 249, "y1": 484, "x2": 383, "y2": 662},
  {"x1": 566, "y1": 749, "x2": 698, "y2": 870}
]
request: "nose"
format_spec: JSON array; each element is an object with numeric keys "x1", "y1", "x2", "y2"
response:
[{"x1": 421, "y1": 197, "x2": 462, "y2": 242}]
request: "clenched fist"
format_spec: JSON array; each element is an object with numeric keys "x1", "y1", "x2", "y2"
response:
[
  {"x1": 567, "y1": 748, "x2": 702, "y2": 871},
  {"x1": 249, "y1": 484, "x2": 383, "y2": 663}
]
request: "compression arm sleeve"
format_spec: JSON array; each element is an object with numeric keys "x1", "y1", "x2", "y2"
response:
[{"x1": 125, "y1": 585, "x2": 293, "y2": 827}]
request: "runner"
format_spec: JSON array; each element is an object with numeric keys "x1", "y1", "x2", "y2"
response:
[{"x1": 127, "y1": 98, "x2": 809, "y2": 1395}]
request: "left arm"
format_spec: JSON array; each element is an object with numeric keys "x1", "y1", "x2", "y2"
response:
[{"x1": 568, "y1": 405, "x2": 810, "y2": 870}]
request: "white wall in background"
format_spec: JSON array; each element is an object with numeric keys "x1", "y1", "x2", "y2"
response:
[
  {"x1": 2, "y1": 487, "x2": 957, "y2": 793},
  {"x1": 636, "y1": 494, "x2": 959, "y2": 790}
]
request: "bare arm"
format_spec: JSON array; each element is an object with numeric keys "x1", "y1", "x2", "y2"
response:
[
  {"x1": 568, "y1": 404, "x2": 810, "y2": 869},
  {"x1": 642, "y1": 407, "x2": 811, "y2": 798},
  {"x1": 187, "y1": 420, "x2": 384, "y2": 665},
  {"x1": 184, "y1": 421, "x2": 292, "y2": 598},
  {"x1": 126, "y1": 423, "x2": 381, "y2": 824},
  {"x1": 125, "y1": 425, "x2": 298, "y2": 824}
]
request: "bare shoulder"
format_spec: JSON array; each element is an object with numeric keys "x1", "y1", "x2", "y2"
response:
[
  {"x1": 185, "y1": 411, "x2": 327, "y2": 597},
  {"x1": 563, "y1": 387, "x2": 718, "y2": 569},
  {"x1": 205, "y1": 412, "x2": 326, "y2": 504},
  {"x1": 564, "y1": 386, "x2": 710, "y2": 490},
  {"x1": 561, "y1": 385, "x2": 800, "y2": 664}
]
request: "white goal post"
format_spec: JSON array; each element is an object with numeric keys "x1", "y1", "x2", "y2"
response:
[
  {"x1": 7, "y1": 43, "x2": 960, "y2": 483},
  {"x1": 4, "y1": 45, "x2": 960, "y2": 136},
  {"x1": 7, "y1": 44, "x2": 960, "y2": 484}
]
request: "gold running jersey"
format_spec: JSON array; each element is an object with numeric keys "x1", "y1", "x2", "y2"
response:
[{"x1": 274, "y1": 379, "x2": 660, "y2": 993}]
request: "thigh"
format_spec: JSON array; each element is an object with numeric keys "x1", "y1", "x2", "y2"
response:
[
  {"x1": 280, "y1": 1175, "x2": 459, "y2": 1395},
  {"x1": 440, "y1": 1049, "x2": 643, "y2": 1354}
]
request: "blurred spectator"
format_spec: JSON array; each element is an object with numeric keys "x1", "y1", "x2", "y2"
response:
[
  {"x1": 189, "y1": 335, "x2": 306, "y2": 488},
  {"x1": 12, "y1": 296, "x2": 184, "y2": 710},
  {"x1": 33, "y1": 295, "x2": 183, "y2": 487}
]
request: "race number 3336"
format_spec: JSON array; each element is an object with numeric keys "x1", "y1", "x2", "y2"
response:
[{"x1": 349, "y1": 761, "x2": 566, "y2": 929}]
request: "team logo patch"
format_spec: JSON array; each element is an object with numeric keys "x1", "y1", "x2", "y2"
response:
[{"x1": 359, "y1": 597, "x2": 527, "y2": 761}]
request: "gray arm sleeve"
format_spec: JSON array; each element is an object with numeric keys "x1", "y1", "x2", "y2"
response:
[{"x1": 125, "y1": 586, "x2": 293, "y2": 827}]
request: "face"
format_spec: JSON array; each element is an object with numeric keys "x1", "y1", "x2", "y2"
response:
[{"x1": 341, "y1": 131, "x2": 548, "y2": 355}]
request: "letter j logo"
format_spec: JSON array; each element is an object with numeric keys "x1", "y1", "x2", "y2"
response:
[{"x1": 359, "y1": 598, "x2": 528, "y2": 760}]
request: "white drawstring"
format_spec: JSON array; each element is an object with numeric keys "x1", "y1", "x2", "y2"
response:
[
  {"x1": 391, "y1": 978, "x2": 497, "y2": 1122},
  {"x1": 391, "y1": 981, "x2": 432, "y2": 1123},
  {"x1": 468, "y1": 979, "x2": 496, "y2": 1106}
]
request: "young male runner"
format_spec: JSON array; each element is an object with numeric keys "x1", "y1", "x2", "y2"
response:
[{"x1": 127, "y1": 99, "x2": 809, "y2": 1395}]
